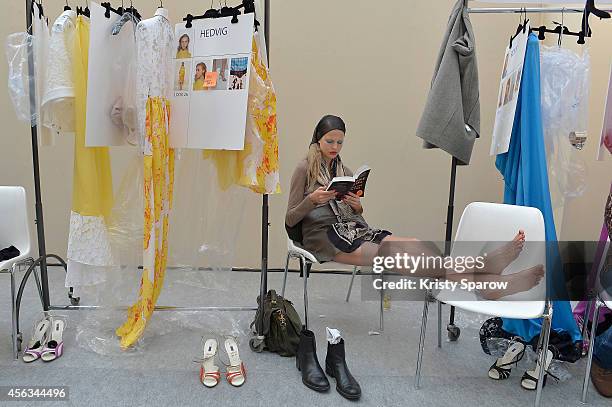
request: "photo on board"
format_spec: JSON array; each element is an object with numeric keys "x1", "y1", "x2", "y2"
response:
[
  {"x1": 229, "y1": 57, "x2": 248, "y2": 90},
  {"x1": 176, "y1": 31, "x2": 193, "y2": 59},
  {"x1": 175, "y1": 60, "x2": 191, "y2": 91},
  {"x1": 192, "y1": 59, "x2": 214, "y2": 91}
]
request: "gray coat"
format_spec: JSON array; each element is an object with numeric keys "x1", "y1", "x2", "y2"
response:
[{"x1": 416, "y1": 0, "x2": 480, "y2": 165}]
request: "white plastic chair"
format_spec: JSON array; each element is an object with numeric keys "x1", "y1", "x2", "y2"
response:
[
  {"x1": 414, "y1": 202, "x2": 552, "y2": 407},
  {"x1": 281, "y1": 238, "x2": 384, "y2": 331},
  {"x1": 581, "y1": 237, "x2": 611, "y2": 403},
  {"x1": 0, "y1": 186, "x2": 36, "y2": 359}
]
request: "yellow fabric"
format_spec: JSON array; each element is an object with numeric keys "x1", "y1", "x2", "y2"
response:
[
  {"x1": 176, "y1": 49, "x2": 191, "y2": 59},
  {"x1": 178, "y1": 64, "x2": 186, "y2": 89},
  {"x1": 203, "y1": 37, "x2": 280, "y2": 194},
  {"x1": 193, "y1": 77, "x2": 205, "y2": 91},
  {"x1": 116, "y1": 97, "x2": 175, "y2": 349},
  {"x1": 72, "y1": 16, "x2": 113, "y2": 218}
]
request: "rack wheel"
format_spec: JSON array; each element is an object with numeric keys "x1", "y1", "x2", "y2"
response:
[
  {"x1": 70, "y1": 296, "x2": 80, "y2": 306},
  {"x1": 249, "y1": 336, "x2": 265, "y2": 352},
  {"x1": 447, "y1": 324, "x2": 460, "y2": 341}
]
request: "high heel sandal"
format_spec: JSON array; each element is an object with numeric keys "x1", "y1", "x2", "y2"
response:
[
  {"x1": 520, "y1": 348, "x2": 559, "y2": 390},
  {"x1": 488, "y1": 341, "x2": 526, "y2": 380},
  {"x1": 222, "y1": 336, "x2": 246, "y2": 387},
  {"x1": 198, "y1": 338, "x2": 221, "y2": 388},
  {"x1": 23, "y1": 317, "x2": 51, "y2": 363}
]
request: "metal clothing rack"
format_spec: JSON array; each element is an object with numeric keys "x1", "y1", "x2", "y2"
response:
[
  {"x1": 437, "y1": 1, "x2": 612, "y2": 345},
  {"x1": 14, "y1": 0, "x2": 271, "y2": 353}
]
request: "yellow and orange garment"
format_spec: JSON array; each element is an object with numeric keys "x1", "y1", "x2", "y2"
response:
[
  {"x1": 203, "y1": 33, "x2": 280, "y2": 195},
  {"x1": 116, "y1": 97, "x2": 175, "y2": 349}
]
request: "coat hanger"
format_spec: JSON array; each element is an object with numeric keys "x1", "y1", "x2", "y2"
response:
[
  {"x1": 64, "y1": 0, "x2": 71, "y2": 11},
  {"x1": 155, "y1": 0, "x2": 169, "y2": 19},
  {"x1": 124, "y1": 0, "x2": 141, "y2": 20},
  {"x1": 101, "y1": 2, "x2": 123, "y2": 18},
  {"x1": 34, "y1": 0, "x2": 44, "y2": 19},
  {"x1": 580, "y1": 0, "x2": 611, "y2": 43},
  {"x1": 509, "y1": 8, "x2": 529, "y2": 48},
  {"x1": 184, "y1": 0, "x2": 252, "y2": 28}
]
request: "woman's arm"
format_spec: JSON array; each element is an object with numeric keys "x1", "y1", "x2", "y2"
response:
[{"x1": 285, "y1": 161, "x2": 316, "y2": 227}]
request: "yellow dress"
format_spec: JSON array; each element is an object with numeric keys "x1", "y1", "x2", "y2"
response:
[
  {"x1": 193, "y1": 77, "x2": 205, "y2": 91},
  {"x1": 178, "y1": 64, "x2": 185, "y2": 89},
  {"x1": 176, "y1": 49, "x2": 191, "y2": 59},
  {"x1": 203, "y1": 34, "x2": 280, "y2": 195}
]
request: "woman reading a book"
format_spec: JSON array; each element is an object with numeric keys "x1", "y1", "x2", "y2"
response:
[{"x1": 286, "y1": 115, "x2": 544, "y2": 297}]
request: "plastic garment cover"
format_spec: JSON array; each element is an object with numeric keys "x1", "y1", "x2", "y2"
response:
[
  {"x1": 540, "y1": 45, "x2": 590, "y2": 207},
  {"x1": 5, "y1": 32, "x2": 35, "y2": 126},
  {"x1": 73, "y1": 148, "x2": 251, "y2": 355}
]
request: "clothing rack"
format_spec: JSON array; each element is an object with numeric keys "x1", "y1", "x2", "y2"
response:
[
  {"x1": 15, "y1": 0, "x2": 272, "y2": 351},
  {"x1": 436, "y1": 1, "x2": 612, "y2": 344}
]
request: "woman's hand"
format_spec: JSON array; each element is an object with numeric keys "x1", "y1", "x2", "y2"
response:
[
  {"x1": 342, "y1": 192, "x2": 362, "y2": 213},
  {"x1": 309, "y1": 186, "x2": 337, "y2": 205}
]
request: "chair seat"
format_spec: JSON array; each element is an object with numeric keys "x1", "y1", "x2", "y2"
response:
[
  {"x1": 0, "y1": 253, "x2": 31, "y2": 273},
  {"x1": 287, "y1": 239, "x2": 319, "y2": 263}
]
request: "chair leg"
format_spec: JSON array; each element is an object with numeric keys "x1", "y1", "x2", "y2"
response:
[
  {"x1": 581, "y1": 299, "x2": 602, "y2": 403},
  {"x1": 345, "y1": 266, "x2": 359, "y2": 302},
  {"x1": 415, "y1": 295, "x2": 430, "y2": 389},
  {"x1": 33, "y1": 264, "x2": 44, "y2": 309},
  {"x1": 581, "y1": 299, "x2": 593, "y2": 353},
  {"x1": 534, "y1": 303, "x2": 553, "y2": 407},
  {"x1": 301, "y1": 256, "x2": 309, "y2": 330},
  {"x1": 379, "y1": 269, "x2": 384, "y2": 332},
  {"x1": 281, "y1": 252, "x2": 290, "y2": 298},
  {"x1": 437, "y1": 301, "x2": 442, "y2": 348},
  {"x1": 10, "y1": 264, "x2": 18, "y2": 360}
]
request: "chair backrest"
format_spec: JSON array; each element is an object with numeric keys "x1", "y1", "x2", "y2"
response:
[
  {"x1": 436, "y1": 202, "x2": 546, "y2": 319},
  {"x1": 0, "y1": 186, "x2": 31, "y2": 259}
]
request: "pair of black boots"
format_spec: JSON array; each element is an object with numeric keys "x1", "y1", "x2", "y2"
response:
[{"x1": 296, "y1": 329, "x2": 361, "y2": 400}]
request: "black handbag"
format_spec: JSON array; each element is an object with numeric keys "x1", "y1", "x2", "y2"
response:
[{"x1": 251, "y1": 290, "x2": 302, "y2": 357}]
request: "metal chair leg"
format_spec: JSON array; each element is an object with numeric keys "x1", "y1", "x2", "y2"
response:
[
  {"x1": 581, "y1": 299, "x2": 602, "y2": 403},
  {"x1": 10, "y1": 263, "x2": 19, "y2": 360},
  {"x1": 581, "y1": 299, "x2": 593, "y2": 353},
  {"x1": 534, "y1": 303, "x2": 553, "y2": 407},
  {"x1": 281, "y1": 252, "x2": 291, "y2": 298},
  {"x1": 379, "y1": 269, "x2": 384, "y2": 332},
  {"x1": 301, "y1": 256, "x2": 309, "y2": 330},
  {"x1": 345, "y1": 266, "x2": 359, "y2": 302},
  {"x1": 415, "y1": 295, "x2": 430, "y2": 389},
  {"x1": 437, "y1": 301, "x2": 442, "y2": 348}
]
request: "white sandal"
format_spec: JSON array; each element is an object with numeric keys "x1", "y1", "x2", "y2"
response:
[
  {"x1": 41, "y1": 318, "x2": 65, "y2": 362},
  {"x1": 521, "y1": 348, "x2": 558, "y2": 390},
  {"x1": 199, "y1": 338, "x2": 221, "y2": 388},
  {"x1": 223, "y1": 336, "x2": 246, "y2": 387},
  {"x1": 22, "y1": 318, "x2": 51, "y2": 363}
]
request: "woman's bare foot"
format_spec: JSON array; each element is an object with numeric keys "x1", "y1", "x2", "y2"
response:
[
  {"x1": 479, "y1": 230, "x2": 526, "y2": 275},
  {"x1": 477, "y1": 264, "x2": 544, "y2": 300}
]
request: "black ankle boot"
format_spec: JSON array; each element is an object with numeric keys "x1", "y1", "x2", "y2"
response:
[
  {"x1": 296, "y1": 329, "x2": 330, "y2": 392},
  {"x1": 325, "y1": 338, "x2": 361, "y2": 400}
]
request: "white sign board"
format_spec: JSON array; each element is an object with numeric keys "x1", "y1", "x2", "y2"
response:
[
  {"x1": 490, "y1": 23, "x2": 530, "y2": 156},
  {"x1": 171, "y1": 14, "x2": 254, "y2": 149}
]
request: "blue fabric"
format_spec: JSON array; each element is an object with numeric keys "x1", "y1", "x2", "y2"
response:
[
  {"x1": 495, "y1": 34, "x2": 581, "y2": 343},
  {"x1": 594, "y1": 324, "x2": 612, "y2": 369}
]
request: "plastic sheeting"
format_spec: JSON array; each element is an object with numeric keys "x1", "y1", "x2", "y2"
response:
[
  {"x1": 5, "y1": 32, "x2": 35, "y2": 126},
  {"x1": 540, "y1": 45, "x2": 590, "y2": 208}
]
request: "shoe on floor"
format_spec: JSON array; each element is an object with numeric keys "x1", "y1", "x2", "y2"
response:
[{"x1": 591, "y1": 359, "x2": 612, "y2": 398}]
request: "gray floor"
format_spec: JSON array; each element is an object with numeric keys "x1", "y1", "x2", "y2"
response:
[{"x1": 0, "y1": 266, "x2": 609, "y2": 407}]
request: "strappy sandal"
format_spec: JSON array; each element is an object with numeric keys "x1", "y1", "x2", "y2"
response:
[
  {"x1": 223, "y1": 336, "x2": 246, "y2": 387},
  {"x1": 41, "y1": 318, "x2": 65, "y2": 362},
  {"x1": 199, "y1": 338, "x2": 221, "y2": 388},
  {"x1": 521, "y1": 348, "x2": 559, "y2": 390},
  {"x1": 22, "y1": 317, "x2": 51, "y2": 363},
  {"x1": 488, "y1": 341, "x2": 526, "y2": 380}
]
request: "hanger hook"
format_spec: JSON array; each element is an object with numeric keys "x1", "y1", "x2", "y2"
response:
[
  {"x1": 559, "y1": 7, "x2": 565, "y2": 47},
  {"x1": 159, "y1": 0, "x2": 163, "y2": 7}
]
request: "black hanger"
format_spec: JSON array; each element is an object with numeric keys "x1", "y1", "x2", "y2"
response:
[
  {"x1": 64, "y1": 0, "x2": 71, "y2": 11},
  {"x1": 33, "y1": 0, "x2": 44, "y2": 19},
  {"x1": 509, "y1": 8, "x2": 529, "y2": 48},
  {"x1": 101, "y1": 2, "x2": 123, "y2": 18},
  {"x1": 580, "y1": 0, "x2": 611, "y2": 43},
  {"x1": 184, "y1": 0, "x2": 256, "y2": 28}
]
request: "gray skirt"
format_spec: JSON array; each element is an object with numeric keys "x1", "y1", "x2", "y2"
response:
[{"x1": 300, "y1": 205, "x2": 392, "y2": 263}]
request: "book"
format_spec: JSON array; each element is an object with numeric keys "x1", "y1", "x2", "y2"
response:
[{"x1": 325, "y1": 164, "x2": 371, "y2": 199}]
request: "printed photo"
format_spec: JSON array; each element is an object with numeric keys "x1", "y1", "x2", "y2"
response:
[
  {"x1": 193, "y1": 59, "x2": 214, "y2": 91},
  {"x1": 514, "y1": 69, "x2": 522, "y2": 94},
  {"x1": 498, "y1": 85, "x2": 504, "y2": 108},
  {"x1": 176, "y1": 30, "x2": 193, "y2": 59},
  {"x1": 502, "y1": 51, "x2": 510, "y2": 78},
  {"x1": 503, "y1": 77, "x2": 512, "y2": 106},
  {"x1": 175, "y1": 60, "x2": 191, "y2": 91},
  {"x1": 212, "y1": 58, "x2": 229, "y2": 90},
  {"x1": 229, "y1": 57, "x2": 248, "y2": 90}
]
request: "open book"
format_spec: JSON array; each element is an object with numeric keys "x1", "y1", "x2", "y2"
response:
[{"x1": 325, "y1": 165, "x2": 371, "y2": 199}]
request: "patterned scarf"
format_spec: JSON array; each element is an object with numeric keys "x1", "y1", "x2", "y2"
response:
[{"x1": 316, "y1": 155, "x2": 356, "y2": 222}]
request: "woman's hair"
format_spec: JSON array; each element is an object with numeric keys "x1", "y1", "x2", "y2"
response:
[
  {"x1": 178, "y1": 34, "x2": 190, "y2": 52},
  {"x1": 306, "y1": 115, "x2": 346, "y2": 190},
  {"x1": 195, "y1": 62, "x2": 207, "y2": 77}
]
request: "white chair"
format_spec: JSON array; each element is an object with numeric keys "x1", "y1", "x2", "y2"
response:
[
  {"x1": 581, "y1": 237, "x2": 611, "y2": 403},
  {"x1": 415, "y1": 202, "x2": 552, "y2": 407},
  {"x1": 281, "y1": 238, "x2": 384, "y2": 331},
  {"x1": 0, "y1": 186, "x2": 36, "y2": 360}
]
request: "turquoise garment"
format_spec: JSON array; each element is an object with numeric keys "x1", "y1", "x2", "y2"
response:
[{"x1": 495, "y1": 34, "x2": 581, "y2": 343}]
